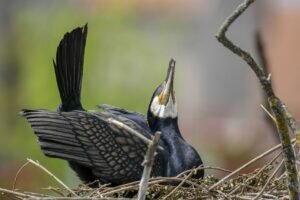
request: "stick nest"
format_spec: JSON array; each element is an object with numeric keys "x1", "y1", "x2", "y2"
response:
[{"x1": 0, "y1": 159, "x2": 291, "y2": 200}]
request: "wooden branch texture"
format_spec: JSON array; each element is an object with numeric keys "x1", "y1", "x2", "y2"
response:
[
  {"x1": 215, "y1": 0, "x2": 299, "y2": 199},
  {"x1": 137, "y1": 131, "x2": 161, "y2": 200}
]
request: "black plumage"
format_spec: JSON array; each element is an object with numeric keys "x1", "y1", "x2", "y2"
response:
[
  {"x1": 21, "y1": 24, "x2": 203, "y2": 186},
  {"x1": 21, "y1": 109, "x2": 166, "y2": 185},
  {"x1": 53, "y1": 24, "x2": 86, "y2": 111}
]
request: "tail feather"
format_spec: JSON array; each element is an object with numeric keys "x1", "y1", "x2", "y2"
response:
[{"x1": 53, "y1": 24, "x2": 88, "y2": 111}]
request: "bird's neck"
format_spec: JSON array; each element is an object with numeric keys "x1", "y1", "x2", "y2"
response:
[
  {"x1": 148, "y1": 116, "x2": 202, "y2": 177},
  {"x1": 149, "y1": 117, "x2": 183, "y2": 140},
  {"x1": 148, "y1": 117, "x2": 189, "y2": 175}
]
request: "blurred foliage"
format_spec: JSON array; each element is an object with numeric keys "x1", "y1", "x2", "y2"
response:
[{"x1": 0, "y1": 1, "x2": 184, "y2": 188}]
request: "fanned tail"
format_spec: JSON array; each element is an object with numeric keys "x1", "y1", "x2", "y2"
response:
[{"x1": 53, "y1": 24, "x2": 88, "y2": 111}]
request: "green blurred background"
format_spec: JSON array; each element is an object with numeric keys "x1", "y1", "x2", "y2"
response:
[
  {"x1": 1, "y1": 0, "x2": 300, "y2": 193},
  {"x1": 0, "y1": 0, "x2": 193, "y2": 191}
]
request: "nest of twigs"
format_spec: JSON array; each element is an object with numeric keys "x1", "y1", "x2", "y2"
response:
[
  {"x1": 0, "y1": 166, "x2": 289, "y2": 200},
  {"x1": 0, "y1": 141, "x2": 292, "y2": 200}
]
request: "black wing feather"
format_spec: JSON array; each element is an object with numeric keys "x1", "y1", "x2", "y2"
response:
[{"x1": 21, "y1": 109, "x2": 166, "y2": 185}]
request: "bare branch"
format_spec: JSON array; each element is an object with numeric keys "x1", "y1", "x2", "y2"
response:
[
  {"x1": 215, "y1": 0, "x2": 299, "y2": 198},
  {"x1": 27, "y1": 159, "x2": 78, "y2": 197},
  {"x1": 137, "y1": 131, "x2": 161, "y2": 200}
]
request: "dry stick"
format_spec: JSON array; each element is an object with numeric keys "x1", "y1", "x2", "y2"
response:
[
  {"x1": 108, "y1": 118, "x2": 163, "y2": 151},
  {"x1": 99, "y1": 165, "x2": 224, "y2": 195},
  {"x1": 162, "y1": 168, "x2": 221, "y2": 200},
  {"x1": 175, "y1": 165, "x2": 233, "y2": 178},
  {"x1": 175, "y1": 165, "x2": 203, "y2": 178},
  {"x1": 0, "y1": 187, "x2": 37, "y2": 199},
  {"x1": 137, "y1": 131, "x2": 161, "y2": 200},
  {"x1": 253, "y1": 159, "x2": 284, "y2": 200},
  {"x1": 239, "y1": 184, "x2": 259, "y2": 192},
  {"x1": 209, "y1": 138, "x2": 296, "y2": 191},
  {"x1": 23, "y1": 191, "x2": 49, "y2": 197},
  {"x1": 242, "y1": 193, "x2": 278, "y2": 199},
  {"x1": 12, "y1": 160, "x2": 30, "y2": 190},
  {"x1": 27, "y1": 159, "x2": 78, "y2": 197},
  {"x1": 228, "y1": 150, "x2": 283, "y2": 195},
  {"x1": 21, "y1": 197, "x2": 131, "y2": 200},
  {"x1": 36, "y1": 198, "x2": 130, "y2": 200},
  {"x1": 42, "y1": 187, "x2": 66, "y2": 197},
  {"x1": 98, "y1": 165, "x2": 231, "y2": 197},
  {"x1": 172, "y1": 166, "x2": 225, "y2": 199},
  {"x1": 260, "y1": 104, "x2": 276, "y2": 122},
  {"x1": 88, "y1": 183, "x2": 110, "y2": 197},
  {"x1": 215, "y1": 0, "x2": 299, "y2": 198},
  {"x1": 163, "y1": 170, "x2": 197, "y2": 200},
  {"x1": 100, "y1": 176, "x2": 205, "y2": 197}
]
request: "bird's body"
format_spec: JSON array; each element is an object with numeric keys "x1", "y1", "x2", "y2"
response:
[{"x1": 21, "y1": 24, "x2": 203, "y2": 186}]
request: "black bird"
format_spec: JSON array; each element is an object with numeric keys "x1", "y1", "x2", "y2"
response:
[
  {"x1": 100, "y1": 61, "x2": 204, "y2": 178},
  {"x1": 20, "y1": 25, "x2": 203, "y2": 186}
]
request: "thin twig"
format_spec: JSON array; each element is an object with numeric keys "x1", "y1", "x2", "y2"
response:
[
  {"x1": 162, "y1": 167, "x2": 223, "y2": 200},
  {"x1": 137, "y1": 131, "x2": 161, "y2": 200},
  {"x1": 27, "y1": 159, "x2": 78, "y2": 197},
  {"x1": 99, "y1": 176, "x2": 206, "y2": 197},
  {"x1": 176, "y1": 165, "x2": 232, "y2": 178},
  {"x1": 38, "y1": 198, "x2": 130, "y2": 200},
  {"x1": 42, "y1": 187, "x2": 66, "y2": 197},
  {"x1": 241, "y1": 192, "x2": 279, "y2": 199},
  {"x1": 0, "y1": 187, "x2": 37, "y2": 199},
  {"x1": 107, "y1": 118, "x2": 163, "y2": 151},
  {"x1": 23, "y1": 191, "x2": 49, "y2": 197},
  {"x1": 209, "y1": 138, "x2": 295, "y2": 190},
  {"x1": 253, "y1": 159, "x2": 284, "y2": 200},
  {"x1": 12, "y1": 160, "x2": 30, "y2": 190},
  {"x1": 175, "y1": 165, "x2": 203, "y2": 178},
  {"x1": 98, "y1": 165, "x2": 228, "y2": 196},
  {"x1": 163, "y1": 169, "x2": 196, "y2": 200},
  {"x1": 22, "y1": 197, "x2": 130, "y2": 200},
  {"x1": 228, "y1": 150, "x2": 283, "y2": 195},
  {"x1": 260, "y1": 104, "x2": 276, "y2": 122}
]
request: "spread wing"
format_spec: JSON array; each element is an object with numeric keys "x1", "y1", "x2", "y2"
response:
[
  {"x1": 98, "y1": 104, "x2": 150, "y2": 132},
  {"x1": 21, "y1": 109, "x2": 166, "y2": 185}
]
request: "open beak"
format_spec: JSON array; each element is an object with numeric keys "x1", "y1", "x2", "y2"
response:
[{"x1": 158, "y1": 59, "x2": 176, "y2": 106}]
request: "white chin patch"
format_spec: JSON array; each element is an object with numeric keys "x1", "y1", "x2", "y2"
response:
[{"x1": 150, "y1": 96, "x2": 177, "y2": 118}]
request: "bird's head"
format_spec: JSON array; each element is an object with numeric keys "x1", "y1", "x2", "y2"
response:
[{"x1": 147, "y1": 59, "x2": 177, "y2": 127}]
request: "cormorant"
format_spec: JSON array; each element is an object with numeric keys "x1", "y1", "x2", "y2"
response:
[{"x1": 20, "y1": 25, "x2": 203, "y2": 186}]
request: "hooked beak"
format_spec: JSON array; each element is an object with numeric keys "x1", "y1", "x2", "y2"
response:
[{"x1": 158, "y1": 59, "x2": 176, "y2": 106}]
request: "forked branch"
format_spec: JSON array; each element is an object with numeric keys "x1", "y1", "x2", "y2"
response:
[{"x1": 214, "y1": 0, "x2": 299, "y2": 199}]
